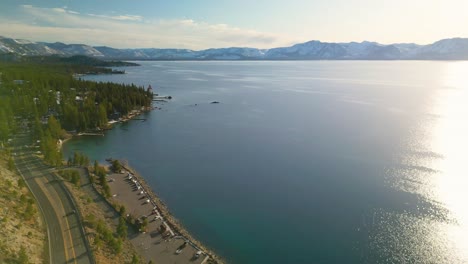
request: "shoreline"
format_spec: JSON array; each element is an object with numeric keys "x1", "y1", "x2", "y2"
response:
[
  {"x1": 66, "y1": 106, "x2": 154, "y2": 139},
  {"x1": 115, "y1": 161, "x2": 222, "y2": 263},
  {"x1": 59, "y1": 106, "x2": 153, "y2": 145},
  {"x1": 61, "y1": 108, "x2": 223, "y2": 263}
]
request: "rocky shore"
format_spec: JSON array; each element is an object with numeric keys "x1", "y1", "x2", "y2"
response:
[
  {"x1": 103, "y1": 159, "x2": 223, "y2": 264},
  {"x1": 113, "y1": 162, "x2": 223, "y2": 263}
]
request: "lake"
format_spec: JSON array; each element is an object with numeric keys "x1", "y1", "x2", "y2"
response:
[{"x1": 63, "y1": 61, "x2": 468, "y2": 263}]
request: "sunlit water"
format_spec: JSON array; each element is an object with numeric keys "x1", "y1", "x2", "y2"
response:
[{"x1": 63, "y1": 61, "x2": 468, "y2": 263}]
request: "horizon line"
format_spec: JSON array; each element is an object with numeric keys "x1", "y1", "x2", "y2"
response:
[{"x1": 1, "y1": 35, "x2": 468, "y2": 51}]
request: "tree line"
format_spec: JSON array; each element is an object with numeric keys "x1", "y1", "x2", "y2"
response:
[{"x1": 0, "y1": 61, "x2": 153, "y2": 161}]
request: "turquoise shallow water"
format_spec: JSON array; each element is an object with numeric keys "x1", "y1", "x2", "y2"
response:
[{"x1": 63, "y1": 61, "x2": 468, "y2": 263}]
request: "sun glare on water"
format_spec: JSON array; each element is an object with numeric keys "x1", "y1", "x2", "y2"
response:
[
  {"x1": 380, "y1": 62, "x2": 468, "y2": 263},
  {"x1": 431, "y1": 61, "x2": 468, "y2": 260}
]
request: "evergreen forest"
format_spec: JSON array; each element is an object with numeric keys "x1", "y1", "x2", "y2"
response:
[{"x1": 0, "y1": 59, "x2": 152, "y2": 165}]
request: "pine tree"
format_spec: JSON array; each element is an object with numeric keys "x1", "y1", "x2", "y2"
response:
[{"x1": 116, "y1": 217, "x2": 127, "y2": 238}]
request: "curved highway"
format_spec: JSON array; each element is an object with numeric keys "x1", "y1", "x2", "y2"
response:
[{"x1": 13, "y1": 133, "x2": 93, "y2": 264}]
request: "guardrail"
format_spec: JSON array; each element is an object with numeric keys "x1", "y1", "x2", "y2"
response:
[
  {"x1": 52, "y1": 169, "x2": 97, "y2": 264},
  {"x1": 12, "y1": 132, "x2": 96, "y2": 263}
]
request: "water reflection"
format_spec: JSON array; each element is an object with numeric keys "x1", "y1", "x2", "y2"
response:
[
  {"x1": 433, "y1": 61, "x2": 468, "y2": 261},
  {"x1": 64, "y1": 61, "x2": 468, "y2": 263},
  {"x1": 382, "y1": 62, "x2": 468, "y2": 263}
]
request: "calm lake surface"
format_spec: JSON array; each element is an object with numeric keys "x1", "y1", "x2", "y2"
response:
[{"x1": 63, "y1": 61, "x2": 468, "y2": 263}]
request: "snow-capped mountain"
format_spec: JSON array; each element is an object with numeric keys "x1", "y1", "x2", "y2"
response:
[
  {"x1": 1, "y1": 36, "x2": 468, "y2": 60},
  {"x1": 0, "y1": 37, "x2": 60, "y2": 56},
  {"x1": 193, "y1": 47, "x2": 266, "y2": 60},
  {"x1": 406, "y1": 38, "x2": 468, "y2": 59},
  {"x1": 45, "y1": 42, "x2": 104, "y2": 57},
  {"x1": 265, "y1": 41, "x2": 346, "y2": 59}
]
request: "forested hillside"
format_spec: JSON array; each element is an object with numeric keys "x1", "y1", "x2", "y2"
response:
[{"x1": 0, "y1": 60, "x2": 152, "y2": 164}]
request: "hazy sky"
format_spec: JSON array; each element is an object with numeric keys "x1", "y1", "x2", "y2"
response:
[{"x1": 0, "y1": 0, "x2": 467, "y2": 49}]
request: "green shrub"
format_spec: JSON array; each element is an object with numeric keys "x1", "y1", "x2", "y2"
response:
[
  {"x1": 109, "y1": 237, "x2": 123, "y2": 254},
  {"x1": 24, "y1": 203, "x2": 35, "y2": 220},
  {"x1": 119, "y1": 205, "x2": 126, "y2": 215},
  {"x1": 117, "y1": 217, "x2": 127, "y2": 239},
  {"x1": 17, "y1": 178, "x2": 25, "y2": 188},
  {"x1": 111, "y1": 160, "x2": 122, "y2": 173},
  {"x1": 85, "y1": 214, "x2": 96, "y2": 228},
  {"x1": 131, "y1": 254, "x2": 140, "y2": 264},
  {"x1": 7, "y1": 157, "x2": 15, "y2": 171},
  {"x1": 17, "y1": 245, "x2": 29, "y2": 264},
  {"x1": 93, "y1": 235, "x2": 102, "y2": 249},
  {"x1": 103, "y1": 184, "x2": 111, "y2": 198},
  {"x1": 71, "y1": 172, "x2": 80, "y2": 187}
]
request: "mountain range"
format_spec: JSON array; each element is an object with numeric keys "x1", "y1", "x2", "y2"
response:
[{"x1": 1, "y1": 36, "x2": 468, "y2": 60}]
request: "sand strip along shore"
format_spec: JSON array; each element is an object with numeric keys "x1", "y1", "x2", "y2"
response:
[{"x1": 107, "y1": 159, "x2": 223, "y2": 264}]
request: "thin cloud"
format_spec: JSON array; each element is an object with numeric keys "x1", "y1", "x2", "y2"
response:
[
  {"x1": 87, "y1": 13, "x2": 143, "y2": 22},
  {"x1": 52, "y1": 8, "x2": 67, "y2": 13},
  {"x1": 0, "y1": 4, "x2": 299, "y2": 49}
]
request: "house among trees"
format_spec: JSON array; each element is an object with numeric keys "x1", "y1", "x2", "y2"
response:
[
  {"x1": 109, "y1": 111, "x2": 121, "y2": 121},
  {"x1": 13, "y1": 79, "x2": 26, "y2": 85},
  {"x1": 0, "y1": 61, "x2": 153, "y2": 149},
  {"x1": 56, "y1": 91, "x2": 61, "y2": 105}
]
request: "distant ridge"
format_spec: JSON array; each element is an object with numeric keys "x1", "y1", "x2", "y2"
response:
[{"x1": 1, "y1": 36, "x2": 468, "y2": 60}]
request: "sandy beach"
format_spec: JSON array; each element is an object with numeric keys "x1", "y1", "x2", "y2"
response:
[{"x1": 106, "y1": 163, "x2": 220, "y2": 264}]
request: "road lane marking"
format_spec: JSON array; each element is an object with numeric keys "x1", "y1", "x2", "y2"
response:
[
  {"x1": 43, "y1": 174, "x2": 78, "y2": 264},
  {"x1": 32, "y1": 167, "x2": 70, "y2": 262},
  {"x1": 49, "y1": 172, "x2": 79, "y2": 264},
  {"x1": 13, "y1": 155, "x2": 53, "y2": 264},
  {"x1": 17, "y1": 148, "x2": 90, "y2": 264},
  {"x1": 29, "y1": 158, "x2": 80, "y2": 263}
]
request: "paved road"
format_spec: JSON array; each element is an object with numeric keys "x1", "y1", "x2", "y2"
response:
[{"x1": 13, "y1": 134, "x2": 93, "y2": 264}]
